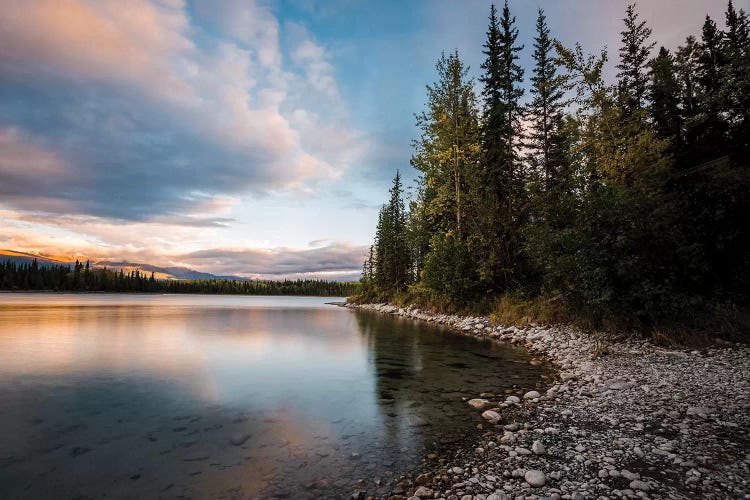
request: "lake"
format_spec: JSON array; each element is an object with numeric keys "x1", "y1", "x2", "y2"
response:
[{"x1": 0, "y1": 294, "x2": 550, "y2": 499}]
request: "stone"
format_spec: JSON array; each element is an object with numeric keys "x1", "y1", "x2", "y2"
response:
[
  {"x1": 523, "y1": 391, "x2": 541, "y2": 400},
  {"x1": 481, "y1": 410, "x2": 501, "y2": 424},
  {"x1": 408, "y1": 416, "x2": 429, "y2": 427},
  {"x1": 468, "y1": 399, "x2": 490, "y2": 410},
  {"x1": 414, "y1": 486, "x2": 434, "y2": 498},
  {"x1": 229, "y1": 433, "x2": 251, "y2": 446},
  {"x1": 452, "y1": 466, "x2": 464, "y2": 474},
  {"x1": 686, "y1": 406, "x2": 712, "y2": 419},
  {"x1": 505, "y1": 395, "x2": 520, "y2": 404},
  {"x1": 531, "y1": 440, "x2": 546, "y2": 455},
  {"x1": 629, "y1": 480, "x2": 650, "y2": 491},
  {"x1": 524, "y1": 470, "x2": 546, "y2": 487},
  {"x1": 487, "y1": 494, "x2": 508, "y2": 500},
  {"x1": 620, "y1": 470, "x2": 640, "y2": 481}
]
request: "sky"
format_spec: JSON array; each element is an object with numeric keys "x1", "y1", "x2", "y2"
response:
[{"x1": 0, "y1": 0, "x2": 743, "y2": 280}]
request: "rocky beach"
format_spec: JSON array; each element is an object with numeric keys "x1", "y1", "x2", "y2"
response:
[{"x1": 347, "y1": 303, "x2": 750, "y2": 500}]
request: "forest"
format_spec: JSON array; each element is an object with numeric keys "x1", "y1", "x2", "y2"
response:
[
  {"x1": 356, "y1": 1, "x2": 750, "y2": 333},
  {"x1": 0, "y1": 259, "x2": 358, "y2": 297}
]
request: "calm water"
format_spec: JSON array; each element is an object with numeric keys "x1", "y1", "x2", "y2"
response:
[{"x1": 0, "y1": 294, "x2": 550, "y2": 499}]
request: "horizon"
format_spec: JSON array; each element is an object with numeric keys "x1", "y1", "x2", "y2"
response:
[{"x1": 0, "y1": 0, "x2": 737, "y2": 280}]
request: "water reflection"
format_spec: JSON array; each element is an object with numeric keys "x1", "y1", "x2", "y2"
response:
[{"x1": 0, "y1": 294, "x2": 549, "y2": 499}]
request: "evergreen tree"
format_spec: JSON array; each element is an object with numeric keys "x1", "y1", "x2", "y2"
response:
[
  {"x1": 476, "y1": 1, "x2": 525, "y2": 291},
  {"x1": 368, "y1": 171, "x2": 412, "y2": 296},
  {"x1": 722, "y1": 1, "x2": 750, "y2": 155},
  {"x1": 412, "y1": 50, "x2": 480, "y2": 238},
  {"x1": 487, "y1": 0, "x2": 525, "y2": 218},
  {"x1": 617, "y1": 3, "x2": 655, "y2": 117},
  {"x1": 693, "y1": 15, "x2": 729, "y2": 161},
  {"x1": 526, "y1": 8, "x2": 566, "y2": 186},
  {"x1": 649, "y1": 47, "x2": 682, "y2": 146}
]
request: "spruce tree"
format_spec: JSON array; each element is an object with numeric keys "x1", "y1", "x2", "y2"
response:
[
  {"x1": 722, "y1": 1, "x2": 750, "y2": 155},
  {"x1": 526, "y1": 8, "x2": 566, "y2": 186},
  {"x1": 412, "y1": 51, "x2": 479, "y2": 238},
  {"x1": 649, "y1": 47, "x2": 682, "y2": 146},
  {"x1": 476, "y1": 1, "x2": 525, "y2": 291},
  {"x1": 695, "y1": 15, "x2": 729, "y2": 161},
  {"x1": 617, "y1": 3, "x2": 655, "y2": 117}
]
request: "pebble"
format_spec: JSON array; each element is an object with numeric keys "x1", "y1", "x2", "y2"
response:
[
  {"x1": 413, "y1": 485, "x2": 433, "y2": 498},
  {"x1": 468, "y1": 399, "x2": 490, "y2": 410},
  {"x1": 229, "y1": 433, "x2": 251, "y2": 446},
  {"x1": 349, "y1": 302, "x2": 750, "y2": 499},
  {"x1": 531, "y1": 440, "x2": 546, "y2": 455},
  {"x1": 481, "y1": 410, "x2": 501, "y2": 424},
  {"x1": 629, "y1": 480, "x2": 650, "y2": 491},
  {"x1": 524, "y1": 469, "x2": 546, "y2": 487},
  {"x1": 523, "y1": 390, "x2": 541, "y2": 400}
]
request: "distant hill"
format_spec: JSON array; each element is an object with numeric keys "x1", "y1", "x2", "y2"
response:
[
  {"x1": 0, "y1": 250, "x2": 250, "y2": 281},
  {"x1": 0, "y1": 249, "x2": 69, "y2": 267},
  {"x1": 96, "y1": 261, "x2": 251, "y2": 281}
]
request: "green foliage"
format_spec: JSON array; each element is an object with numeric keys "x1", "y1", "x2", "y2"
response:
[
  {"x1": 357, "y1": 1, "x2": 750, "y2": 336},
  {"x1": 421, "y1": 232, "x2": 479, "y2": 304},
  {"x1": 617, "y1": 3, "x2": 655, "y2": 116}
]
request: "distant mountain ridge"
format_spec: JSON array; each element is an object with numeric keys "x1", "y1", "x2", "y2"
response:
[{"x1": 0, "y1": 250, "x2": 251, "y2": 281}]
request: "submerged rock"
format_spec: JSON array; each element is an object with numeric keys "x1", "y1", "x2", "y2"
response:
[
  {"x1": 523, "y1": 390, "x2": 541, "y2": 400},
  {"x1": 229, "y1": 433, "x2": 251, "y2": 446},
  {"x1": 481, "y1": 410, "x2": 501, "y2": 424},
  {"x1": 468, "y1": 398, "x2": 490, "y2": 410}
]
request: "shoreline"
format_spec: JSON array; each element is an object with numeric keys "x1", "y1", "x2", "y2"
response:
[{"x1": 346, "y1": 302, "x2": 750, "y2": 500}]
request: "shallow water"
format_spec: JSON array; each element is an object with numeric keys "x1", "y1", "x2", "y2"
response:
[{"x1": 0, "y1": 293, "x2": 550, "y2": 499}]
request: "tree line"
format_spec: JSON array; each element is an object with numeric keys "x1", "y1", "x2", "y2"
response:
[
  {"x1": 0, "y1": 259, "x2": 357, "y2": 297},
  {"x1": 358, "y1": 1, "x2": 750, "y2": 330}
]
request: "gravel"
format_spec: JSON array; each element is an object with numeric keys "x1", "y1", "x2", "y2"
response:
[{"x1": 348, "y1": 302, "x2": 750, "y2": 500}]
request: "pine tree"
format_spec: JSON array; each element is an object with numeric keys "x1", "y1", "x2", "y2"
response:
[
  {"x1": 649, "y1": 47, "x2": 682, "y2": 146},
  {"x1": 722, "y1": 1, "x2": 750, "y2": 155},
  {"x1": 476, "y1": 1, "x2": 525, "y2": 291},
  {"x1": 386, "y1": 170, "x2": 410, "y2": 291},
  {"x1": 486, "y1": 1, "x2": 524, "y2": 217},
  {"x1": 694, "y1": 15, "x2": 729, "y2": 161},
  {"x1": 526, "y1": 8, "x2": 566, "y2": 186},
  {"x1": 412, "y1": 51, "x2": 479, "y2": 238},
  {"x1": 617, "y1": 3, "x2": 655, "y2": 117},
  {"x1": 675, "y1": 36, "x2": 702, "y2": 163},
  {"x1": 369, "y1": 171, "x2": 412, "y2": 295}
]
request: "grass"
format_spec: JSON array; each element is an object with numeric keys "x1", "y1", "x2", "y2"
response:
[{"x1": 349, "y1": 285, "x2": 749, "y2": 347}]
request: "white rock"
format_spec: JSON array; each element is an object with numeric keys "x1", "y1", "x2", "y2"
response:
[
  {"x1": 524, "y1": 469, "x2": 547, "y2": 487},
  {"x1": 481, "y1": 410, "x2": 501, "y2": 424},
  {"x1": 468, "y1": 398, "x2": 490, "y2": 410},
  {"x1": 523, "y1": 390, "x2": 541, "y2": 400},
  {"x1": 629, "y1": 480, "x2": 650, "y2": 491},
  {"x1": 621, "y1": 470, "x2": 640, "y2": 481},
  {"x1": 505, "y1": 395, "x2": 521, "y2": 404},
  {"x1": 413, "y1": 486, "x2": 434, "y2": 498},
  {"x1": 531, "y1": 440, "x2": 546, "y2": 455}
]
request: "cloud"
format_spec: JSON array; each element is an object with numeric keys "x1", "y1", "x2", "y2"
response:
[
  {"x1": 0, "y1": 0, "x2": 366, "y2": 222},
  {"x1": 191, "y1": 0, "x2": 281, "y2": 69},
  {"x1": 177, "y1": 242, "x2": 367, "y2": 280}
]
